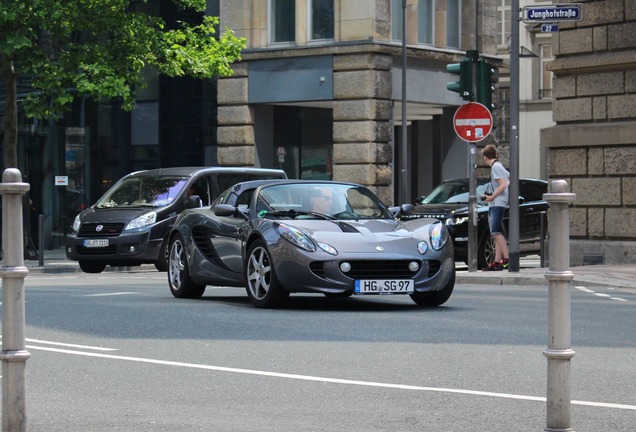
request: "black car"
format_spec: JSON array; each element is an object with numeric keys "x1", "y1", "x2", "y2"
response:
[
  {"x1": 65, "y1": 167, "x2": 287, "y2": 273},
  {"x1": 405, "y1": 178, "x2": 548, "y2": 269}
]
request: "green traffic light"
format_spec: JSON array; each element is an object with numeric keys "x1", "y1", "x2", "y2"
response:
[{"x1": 446, "y1": 59, "x2": 473, "y2": 101}]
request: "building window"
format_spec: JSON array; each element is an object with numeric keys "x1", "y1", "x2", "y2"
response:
[
  {"x1": 446, "y1": 0, "x2": 462, "y2": 48},
  {"x1": 310, "y1": 0, "x2": 334, "y2": 40},
  {"x1": 496, "y1": 0, "x2": 511, "y2": 48},
  {"x1": 391, "y1": 0, "x2": 404, "y2": 41},
  {"x1": 270, "y1": 0, "x2": 295, "y2": 43},
  {"x1": 417, "y1": 0, "x2": 435, "y2": 45},
  {"x1": 539, "y1": 44, "x2": 554, "y2": 99}
]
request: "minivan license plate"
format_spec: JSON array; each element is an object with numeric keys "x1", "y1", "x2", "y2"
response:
[
  {"x1": 84, "y1": 239, "x2": 109, "y2": 248},
  {"x1": 354, "y1": 279, "x2": 414, "y2": 294}
]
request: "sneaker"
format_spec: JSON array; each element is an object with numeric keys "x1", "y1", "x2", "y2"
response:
[
  {"x1": 483, "y1": 261, "x2": 504, "y2": 271},
  {"x1": 501, "y1": 259, "x2": 509, "y2": 270}
]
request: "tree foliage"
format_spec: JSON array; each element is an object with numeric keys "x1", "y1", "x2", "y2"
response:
[{"x1": 0, "y1": 0, "x2": 246, "y2": 167}]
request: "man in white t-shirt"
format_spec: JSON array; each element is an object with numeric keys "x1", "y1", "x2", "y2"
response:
[{"x1": 481, "y1": 144, "x2": 509, "y2": 271}]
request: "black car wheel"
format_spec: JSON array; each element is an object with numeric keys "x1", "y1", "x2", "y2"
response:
[
  {"x1": 410, "y1": 269, "x2": 456, "y2": 307},
  {"x1": 79, "y1": 261, "x2": 106, "y2": 274},
  {"x1": 245, "y1": 240, "x2": 288, "y2": 308},
  {"x1": 154, "y1": 237, "x2": 169, "y2": 272},
  {"x1": 478, "y1": 234, "x2": 496, "y2": 269},
  {"x1": 168, "y1": 234, "x2": 205, "y2": 299}
]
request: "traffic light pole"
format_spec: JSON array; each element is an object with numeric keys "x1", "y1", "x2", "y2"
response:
[
  {"x1": 467, "y1": 50, "x2": 479, "y2": 272},
  {"x1": 509, "y1": 0, "x2": 521, "y2": 272}
]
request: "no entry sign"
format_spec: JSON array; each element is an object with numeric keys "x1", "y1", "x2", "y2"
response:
[{"x1": 453, "y1": 102, "x2": 493, "y2": 142}]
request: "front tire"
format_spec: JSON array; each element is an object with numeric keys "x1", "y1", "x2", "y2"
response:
[
  {"x1": 168, "y1": 234, "x2": 205, "y2": 299},
  {"x1": 245, "y1": 240, "x2": 288, "y2": 308},
  {"x1": 410, "y1": 269, "x2": 456, "y2": 307},
  {"x1": 154, "y1": 237, "x2": 169, "y2": 272},
  {"x1": 79, "y1": 261, "x2": 106, "y2": 274}
]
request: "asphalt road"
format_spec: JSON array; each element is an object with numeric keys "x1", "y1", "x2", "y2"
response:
[{"x1": 2, "y1": 271, "x2": 635, "y2": 431}]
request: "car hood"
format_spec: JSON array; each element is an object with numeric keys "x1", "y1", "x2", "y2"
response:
[
  {"x1": 413, "y1": 203, "x2": 488, "y2": 218},
  {"x1": 78, "y1": 206, "x2": 172, "y2": 223},
  {"x1": 281, "y1": 218, "x2": 440, "y2": 253}
]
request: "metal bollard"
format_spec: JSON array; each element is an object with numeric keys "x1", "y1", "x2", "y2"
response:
[
  {"x1": 0, "y1": 168, "x2": 31, "y2": 432},
  {"x1": 543, "y1": 180, "x2": 576, "y2": 432}
]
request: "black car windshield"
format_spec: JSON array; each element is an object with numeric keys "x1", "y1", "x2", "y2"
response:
[
  {"x1": 420, "y1": 179, "x2": 490, "y2": 204},
  {"x1": 255, "y1": 183, "x2": 393, "y2": 220},
  {"x1": 95, "y1": 176, "x2": 188, "y2": 208}
]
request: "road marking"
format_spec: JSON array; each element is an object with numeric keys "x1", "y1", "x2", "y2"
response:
[
  {"x1": 25, "y1": 344, "x2": 636, "y2": 411},
  {"x1": 83, "y1": 292, "x2": 138, "y2": 297},
  {"x1": 574, "y1": 286, "x2": 627, "y2": 302},
  {"x1": 0, "y1": 336, "x2": 117, "y2": 352},
  {"x1": 574, "y1": 286, "x2": 594, "y2": 293}
]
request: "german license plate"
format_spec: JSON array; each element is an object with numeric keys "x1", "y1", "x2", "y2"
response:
[
  {"x1": 354, "y1": 279, "x2": 414, "y2": 294},
  {"x1": 83, "y1": 239, "x2": 109, "y2": 248}
]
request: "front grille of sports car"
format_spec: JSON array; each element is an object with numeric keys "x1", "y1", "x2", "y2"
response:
[
  {"x1": 345, "y1": 260, "x2": 418, "y2": 278},
  {"x1": 78, "y1": 223, "x2": 125, "y2": 238},
  {"x1": 310, "y1": 260, "x2": 443, "y2": 280}
]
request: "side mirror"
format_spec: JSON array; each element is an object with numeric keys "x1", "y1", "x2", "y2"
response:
[
  {"x1": 214, "y1": 204, "x2": 237, "y2": 217},
  {"x1": 400, "y1": 203, "x2": 415, "y2": 216}
]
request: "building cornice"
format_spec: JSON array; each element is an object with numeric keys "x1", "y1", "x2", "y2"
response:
[{"x1": 547, "y1": 50, "x2": 636, "y2": 75}]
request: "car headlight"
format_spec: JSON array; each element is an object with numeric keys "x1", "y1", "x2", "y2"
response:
[
  {"x1": 446, "y1": 216, "x2": 469, "y2": 225},
  {"x1": 125, "y1": 212, "x2": 157, "y2": 230},
  {"x1": 317, "y1": 242, "x2": 338, "y2": 256},
  {"x1": 72, "y1": 214, "x2": 81, "y2": 233},
  {"x1": 429, "y1": 222, "x2": 449, "y2": 250},
  {"x1": 275, "y1": 223, "x2": 316, "y2": 252},
  {"x1": 417, "y1": 241, "x2": 428, "y2": 254}
]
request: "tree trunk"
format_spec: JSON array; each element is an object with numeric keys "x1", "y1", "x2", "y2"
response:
[{"x1": 1, "y1": 55, "x2": 18, "y2": 168}]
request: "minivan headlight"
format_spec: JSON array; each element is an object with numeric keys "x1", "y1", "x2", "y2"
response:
[
  {"x1": 126, "y1": 212, "x2": 157, "y2": 230},
  {"x1": 72, "y1": 215, "x2": 81, "y2": 233}
]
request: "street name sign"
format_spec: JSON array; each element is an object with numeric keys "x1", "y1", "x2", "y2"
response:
[
  {"x1": 453, "y1": 102, "x2": 493, "y2": 143},
  {"x1": 523, "y1": 4, "x2": 583, "y2": 23}
]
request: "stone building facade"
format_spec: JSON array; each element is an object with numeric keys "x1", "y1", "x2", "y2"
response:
[
  {"x1": 543, "y1": 0, "x2": 636, "y2": 265},
  {"x1": 216, "y1": 0, "x2": 498, "y2": 205}
]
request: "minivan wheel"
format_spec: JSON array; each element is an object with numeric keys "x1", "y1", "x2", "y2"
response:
[
  {"x1": 154, "y1": 237, "x2": 169, "y2": 272},
  {"x1": 79, "y1": 261, "x2": 107, "y2": 274}
]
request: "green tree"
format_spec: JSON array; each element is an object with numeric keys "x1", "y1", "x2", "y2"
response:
[{"x1": 0, "y1": 0, "x2": 246, "y2": 168}]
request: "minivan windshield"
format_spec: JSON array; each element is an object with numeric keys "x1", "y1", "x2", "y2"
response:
[{"x1": 95, "y1": 176, "x2": 188, "y2": 208}]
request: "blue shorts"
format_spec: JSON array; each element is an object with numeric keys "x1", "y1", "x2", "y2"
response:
[{"x1": 488, "y1": 206, "x2": 505, "y2": 236}]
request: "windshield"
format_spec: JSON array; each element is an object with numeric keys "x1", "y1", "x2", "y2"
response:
[
  {"x1": 421, "y1": 180, "x2": 490, "y2": 205},
  {"x1": 255, "y1": 183, "x2": 393, "y2": 220},
  {"x1": 95, "y1": 176, "x2": 188, "y2": 208}
]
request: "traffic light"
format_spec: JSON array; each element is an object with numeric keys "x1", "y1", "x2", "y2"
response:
[
  {"x1": 446, "y1": 58, "x2": 473, "y2": 101},
  {"x1": 477, "y1": 61, "x2": 498, "y2": 112}
]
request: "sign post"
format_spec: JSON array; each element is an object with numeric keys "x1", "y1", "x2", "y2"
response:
[{"x1": 453, "y1": 102, "x2": 492, "y2": 271}]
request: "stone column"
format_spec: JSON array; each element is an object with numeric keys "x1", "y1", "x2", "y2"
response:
[
  {"x1": 217, "y1": 62, "x2": 255, "y2": 167},
  {"x1": 542, "y1": 0, "x2": 636, "y2": 265},
  {"x1": 332, "y1": 53, "x2": 394, "y2": 204}
]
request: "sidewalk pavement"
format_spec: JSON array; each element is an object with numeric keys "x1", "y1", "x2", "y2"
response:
[{"x1": 11, "y1": 248, "x2": 636, "y2": 290}]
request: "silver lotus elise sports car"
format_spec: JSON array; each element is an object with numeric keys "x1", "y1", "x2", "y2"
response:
[{"x1": 167, "y1": 180, "x2": 455, "y2": 308}]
